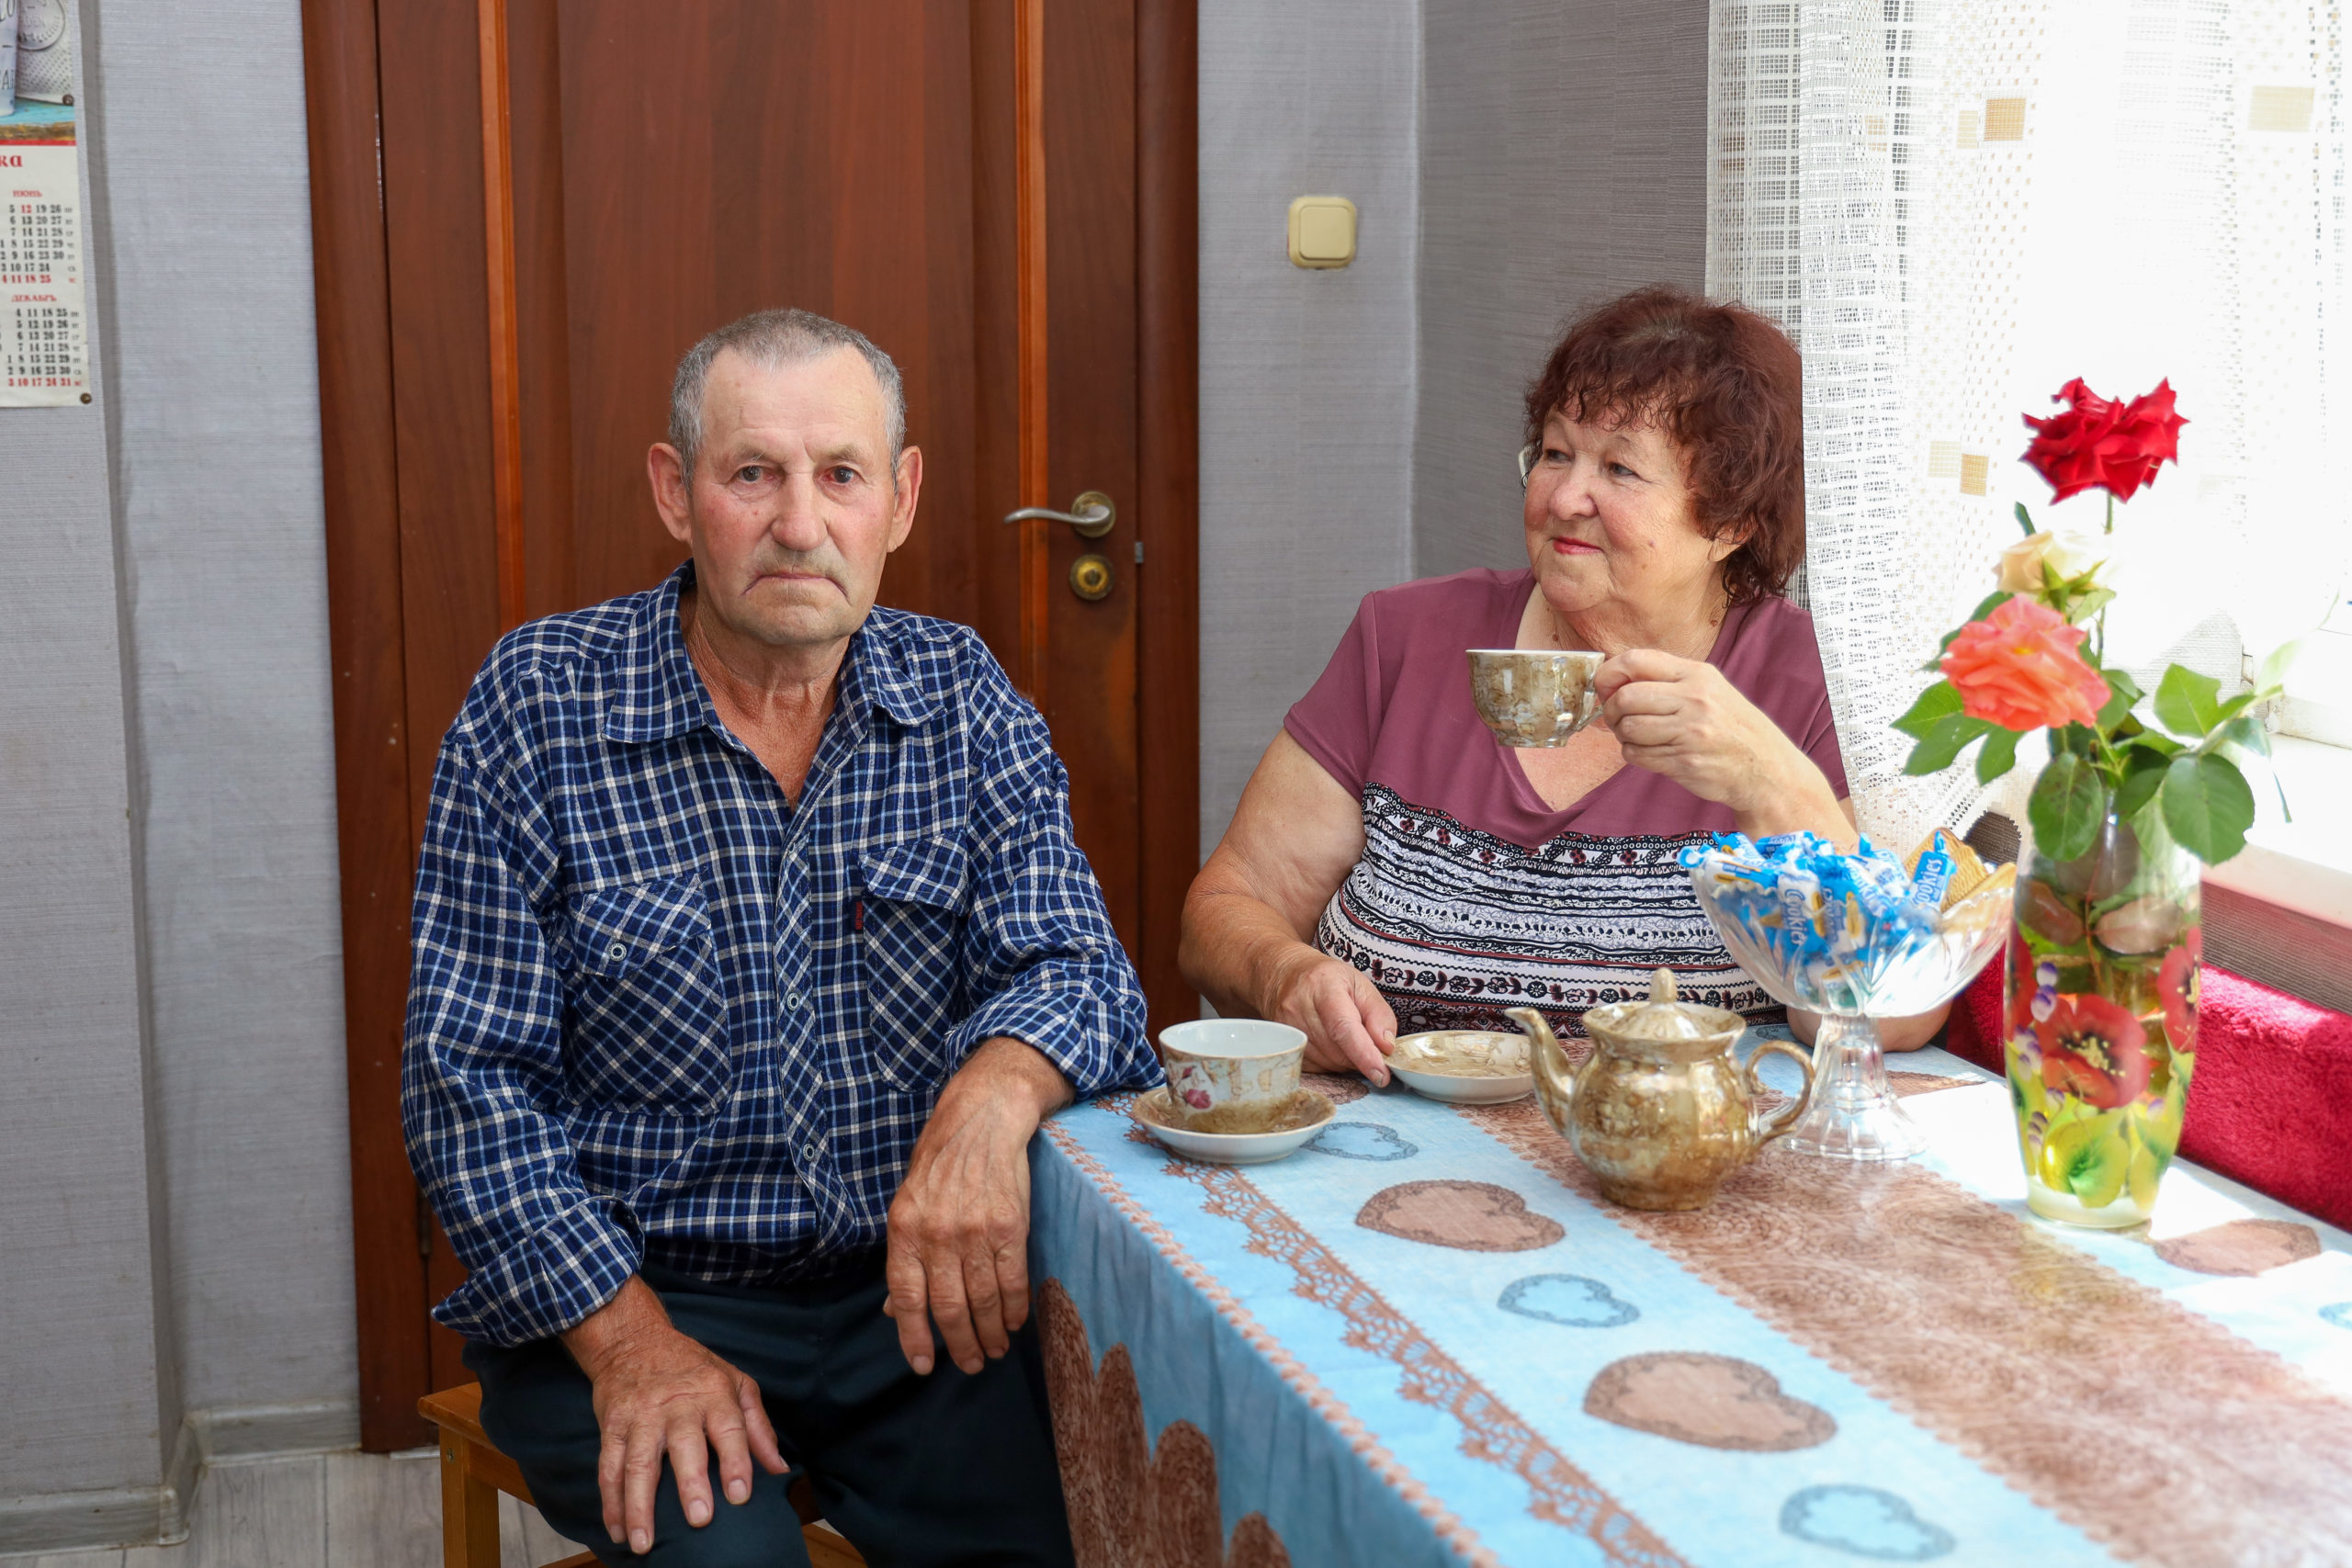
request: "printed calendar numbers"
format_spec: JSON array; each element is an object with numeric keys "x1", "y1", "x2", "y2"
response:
[{"x1": 0, "y1": 137, "x2": 87, "y2": 404}]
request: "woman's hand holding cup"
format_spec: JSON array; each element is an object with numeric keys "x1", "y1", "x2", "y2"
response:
[{"x1": 1596, "y1": 649, "x2": 1817, "y2": 817}]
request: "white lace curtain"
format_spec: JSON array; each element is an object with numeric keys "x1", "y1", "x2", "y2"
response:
[{"x1": 1708, "y1": 0, "x2": 2350, "y2": 853}]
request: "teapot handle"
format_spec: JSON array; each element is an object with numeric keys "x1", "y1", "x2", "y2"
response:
[{"x1": 1743, "y1": 1040, "x2": 1817, "y2": 1148}]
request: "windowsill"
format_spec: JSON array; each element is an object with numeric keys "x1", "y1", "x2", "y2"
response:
[{"x1": 2201, "y1": 733, "x2": 2352, "y2": 928}]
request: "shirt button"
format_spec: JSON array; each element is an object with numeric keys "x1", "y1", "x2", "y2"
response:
[
  {"x1": 785, "y1": 989, "x2": 805, "y2": 1011},
  {"x1": 800, "y1": 1140, "x2": 820, "y2": 1164},
  {"x1": 607, "y1": 942, "x2": 627, "y2": 960}
]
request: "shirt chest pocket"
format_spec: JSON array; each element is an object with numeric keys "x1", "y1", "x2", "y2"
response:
[
  {"x1": 560, "y1": 876, "x2": 731, "y2": 1114},
  {"x1": 860, "y1": 836, "x2": 971, "y2": 1091}
]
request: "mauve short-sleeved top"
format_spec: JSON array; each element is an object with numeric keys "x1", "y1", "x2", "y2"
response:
[{"x1": 1283, "y1": 567, "x2": 1848, "y2": 1033}]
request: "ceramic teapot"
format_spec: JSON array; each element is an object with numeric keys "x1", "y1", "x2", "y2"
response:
[{"x1": 1507, "y1": 969, "x2": 1815, "y2": 1212}]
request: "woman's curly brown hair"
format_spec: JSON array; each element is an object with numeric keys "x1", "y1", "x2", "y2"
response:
[{"x1": 1522, "y1": 285, "x2": 1804, "y2": 604}]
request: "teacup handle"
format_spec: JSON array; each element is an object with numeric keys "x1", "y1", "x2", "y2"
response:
[{"x1": 1743, "y1": 1040, "x2": 1816, "y2": 1149}]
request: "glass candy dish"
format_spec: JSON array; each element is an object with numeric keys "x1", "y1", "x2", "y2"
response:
[{"x1": 1690, "y1": 869, "x2": 2010, "y2": 1161}]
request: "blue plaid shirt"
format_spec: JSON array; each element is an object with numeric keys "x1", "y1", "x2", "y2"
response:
[{"x1": 402, "y1": 564, "x2": 1159, "y2": 1347}]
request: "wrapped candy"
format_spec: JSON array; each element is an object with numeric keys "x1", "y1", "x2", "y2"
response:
[{"x1": 1683, "y1": 830, "x2": 1953, "y2": 1002}]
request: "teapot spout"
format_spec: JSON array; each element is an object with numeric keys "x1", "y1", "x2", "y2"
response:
[{"x1": 1507, "y1": 1007, "x2": 1576, "y2": 1134}]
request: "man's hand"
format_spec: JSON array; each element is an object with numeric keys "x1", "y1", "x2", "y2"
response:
[
  {"x1": 1264, "y1": 945, "x2": 1397, "y2": 1083},
  {"x1": 560, "y1": 1276, "x2": 788, "y2": 1556},
  {"x1": 885, "y1": 1037, "x2": 1073, "y2": 1377}
]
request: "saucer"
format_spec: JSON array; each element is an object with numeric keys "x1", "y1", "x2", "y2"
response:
[
  {"x1": 1131, "y1": 1087, "x2": 1334, "y2": 1165},
  {"x1": 1387, "y1": 1031, "x2": 1536, "y2": 1105}
]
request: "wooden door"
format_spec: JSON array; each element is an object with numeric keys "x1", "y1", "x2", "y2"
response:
[{"x1": 301, "y1": 0, "x2": 1198, "y2": 1450}]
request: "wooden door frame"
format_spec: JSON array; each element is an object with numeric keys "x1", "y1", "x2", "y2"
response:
[{"x1": 300, "y1": 0, "x2": 1200, "y2": 1451}]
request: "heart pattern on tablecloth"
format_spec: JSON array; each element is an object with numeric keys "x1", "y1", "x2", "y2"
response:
[
  {"x1": 1498, "y1": 1273, "x2": 1639, "y2": 1328},
  {"x1": 1355, "y1": 1180, "x2": 1565, "y2": 1252},
  {"x1": 2154, "y1": 1218, "x2": 2322, "y2": 1277},
  {"x1": 1308, "y1": 1122, "x2": 1418, "y2": 1162},
  {"x1": 1037, "y1": 1279, "x2": 1292, "y2": 1568},
  {"x1": 1779, "y1": 1483, "x2": 1955, "y2": 1560},
  {"x1": 1584, "y1": 1351, "x2": 1836, "y2": 1451}
]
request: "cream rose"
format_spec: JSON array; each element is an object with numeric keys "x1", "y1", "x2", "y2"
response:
[{"x1": 1997, "y1": 529, "x2": 2113, "y2": 595}]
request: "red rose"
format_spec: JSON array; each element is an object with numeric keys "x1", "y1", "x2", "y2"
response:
[
  {"x1": 2021, "y1": 378, "x2": 2188, "y2": 503},
  {"x1": 1939, "y1": 597, "x2": 2111, "y2": 731},
  {"x1": 2036, "y1": 992, "x2": 2151, "y2": 1110}
]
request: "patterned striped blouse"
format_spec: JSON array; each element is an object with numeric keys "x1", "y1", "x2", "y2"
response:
[{"x1": 1284, "y1": 569, "x2": 1847, "y2": 1035}]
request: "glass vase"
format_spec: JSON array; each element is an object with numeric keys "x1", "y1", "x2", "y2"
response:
[{"x1": 2006, "y1": 810, "x2": 2200, "y2": 1228}]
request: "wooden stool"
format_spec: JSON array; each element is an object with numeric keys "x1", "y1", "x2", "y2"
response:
[{"x1": 420, "y1": 1383, "x2": 862, "y2": 1567}]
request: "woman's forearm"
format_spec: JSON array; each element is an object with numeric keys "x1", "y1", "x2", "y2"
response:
[
  {"x1": 1178, "y1": 879, "x2": 1323, "y2": 1021},
  {"x1": 1732, "y1": 750, "x2": 1857, "y2": 850}
]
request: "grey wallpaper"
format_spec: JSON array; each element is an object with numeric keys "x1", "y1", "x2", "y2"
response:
[
  {"x1": 1197, "y1": 0, "x2": 1421, "y2": 852},
  {"x1": 0, "y1": 6, "x2": 174, "y2": 1514},
  {"x1": 1414, "y1": 0, "x2": 1710, "y2": 581},
  {"x1": 0, "y1": 0, "x2": 352, "y2": 1529},
  {"x1": 96, "y1": 0, "x2": 356, "y2": 1432}
]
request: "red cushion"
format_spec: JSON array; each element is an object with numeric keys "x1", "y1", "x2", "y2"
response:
[{"x1": 1947, "y1": 960, "x2": 2352, "y2": 1231}]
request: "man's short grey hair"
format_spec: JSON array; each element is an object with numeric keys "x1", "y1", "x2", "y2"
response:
[{"x1": 667, "y1": 308, "x2": 907, "y2": 474}]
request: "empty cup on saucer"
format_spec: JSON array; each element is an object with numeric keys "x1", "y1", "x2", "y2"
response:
[
  {"x1": 1157, "y1": 1019, "x2": 1308, "y2": 1134},
  {"x1": 1467, "y1": 649, "x2": 1605, "y2": 747}
]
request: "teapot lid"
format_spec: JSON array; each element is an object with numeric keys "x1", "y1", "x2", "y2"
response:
[{"x1": 1586, "y1": 968, "x2": 1747, "y2": 1049}]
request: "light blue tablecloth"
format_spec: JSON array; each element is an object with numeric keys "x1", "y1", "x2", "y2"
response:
[{"x1": 1027, "y1": 1037, "x2": 2352, "y2": 1567}]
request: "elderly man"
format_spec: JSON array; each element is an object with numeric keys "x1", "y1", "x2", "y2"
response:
[{"x1": 403, "y1": 308, "x2": 1157, "y2": 1565}]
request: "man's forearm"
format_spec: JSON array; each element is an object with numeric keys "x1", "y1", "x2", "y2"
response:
[
  {"x1": 560, "y1": 1273, "x2": 673, "y2": 1377},
  {"x1": 946, "y1": 1036, "x2": 1075, "y2": 1126}
]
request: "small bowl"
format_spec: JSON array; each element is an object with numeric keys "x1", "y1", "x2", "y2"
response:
[
  {"x1": 1467, "y1": 649, "x2": 1605, "y2": 748},
  {"x1": 1387, "y1": 1031, "x2": 1536, "y2": 1104},
  {"x1": 1131, "y1": 1087, "x2": 1333, "y2": 1165}
]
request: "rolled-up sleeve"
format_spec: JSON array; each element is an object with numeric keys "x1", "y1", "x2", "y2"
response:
[
  {"x1": 944, "y1": 702, "x2": 1161, "y2": 1099},
  {"x1": 401, "y1": 734, "x2": 639, "y2": 1346}
]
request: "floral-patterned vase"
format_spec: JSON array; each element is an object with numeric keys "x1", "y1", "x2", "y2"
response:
[{"x1": 2006, "y1": 811, "x2": 2200, "y2": 1227}]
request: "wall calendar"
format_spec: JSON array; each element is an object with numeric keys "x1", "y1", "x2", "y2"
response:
[{"x1": 1, "y1": 0, "x2": 85, "y2": 408}]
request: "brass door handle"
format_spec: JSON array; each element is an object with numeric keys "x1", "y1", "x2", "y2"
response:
[{"x1": 1002, "y1": 490, "x2": 1115, "y2": 538}]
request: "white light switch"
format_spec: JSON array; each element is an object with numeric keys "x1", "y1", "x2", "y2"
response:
[{"x1": 1288, "y1": 196, "x2": 1357, "y2": 269}]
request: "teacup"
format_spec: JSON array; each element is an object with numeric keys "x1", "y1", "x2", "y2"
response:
[
  {"x1": 1157, "y1": 1020, "x2": 1308, "y2": 1134},
  {"x1": 1467, "y1": 649, "x2": 1605, "y2": 747}
]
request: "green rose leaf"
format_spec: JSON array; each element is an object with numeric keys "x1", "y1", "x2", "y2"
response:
[
  {"x1": 2097, "y1": 669, "x2": 2143, "y2": 733},
  {"x1": 1893, "y1": 681, "x2": 1964, "y2": 739},
  {"x1": 2153, "y1": 664, "x2": 2223, "y2": 739},
  {"x1": 2256, "y1": 636, "x2": 2306, "y2": 694},
  {"x1": 2069, "y1": 587, "x2": 2117, "y2": 625},
  {"x1": 1904, "y1": 713, "x2": 1995, "y2": 776},
  {"x1": 1976, "y1": 725, "x2": 2021, "y2": 786},
  {"x1": 2160, "y1": 752, "x2": 2256, "y2": 864},
  {"x1": 2015, "y1": 501, "x2": 2037, "y2": 537},
  {"x1": 2214, "y1": 713, "x2": 2270, "y2": 758},
  {"x1": 2030, "y1": 751, "x2": 2108, "y2": 863},
  {"x1": 2117, "y1": 746, "x2": 2170, "y2": 820}
]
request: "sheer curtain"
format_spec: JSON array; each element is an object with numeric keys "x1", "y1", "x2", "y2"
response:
[{"x1": 1708, "y1": 0, "x2": 2351, "y2": 853}]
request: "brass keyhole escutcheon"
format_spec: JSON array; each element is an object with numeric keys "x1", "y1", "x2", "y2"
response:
[{"x1": 1069, "y1": 554, "x2": 1114, "y2": 602}]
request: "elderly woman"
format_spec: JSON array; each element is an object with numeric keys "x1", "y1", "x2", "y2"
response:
[{"x1": 1182, "y1": 286, "x2": 1946, "y2": 1082}]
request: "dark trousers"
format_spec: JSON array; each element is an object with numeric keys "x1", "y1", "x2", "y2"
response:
[{"x1": 466, "y1": 1260, "x2": 1077, "y2": 1567}]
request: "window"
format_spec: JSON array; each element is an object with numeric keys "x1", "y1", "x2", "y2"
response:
[{"x1": 1707, "y1": 0, "x2": 2349, "y2": 861}]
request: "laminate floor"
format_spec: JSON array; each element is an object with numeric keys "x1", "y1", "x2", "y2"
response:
[{"x1": 5, "y1": 1450, "x2": 579, "y2": 1568}]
